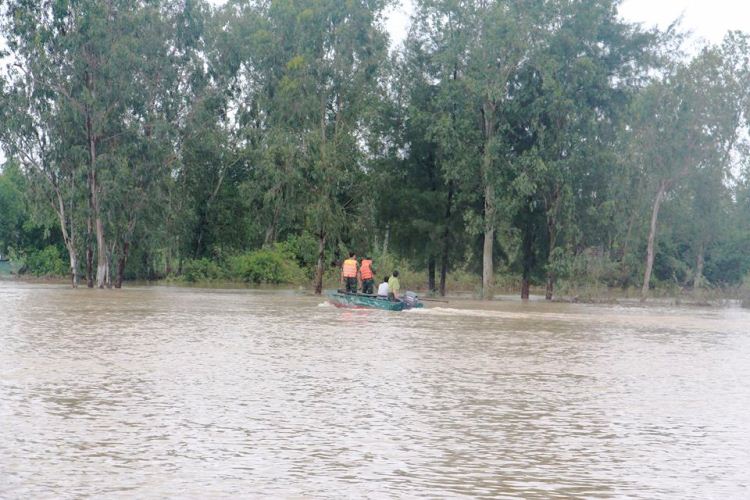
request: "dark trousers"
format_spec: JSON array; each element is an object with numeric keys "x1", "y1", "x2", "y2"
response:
[
  {"x1": 345, "y1": 277, "x2": 357, "y2": 293},
  {"x1": 362, "y1": 279, "x2": 374, "y2": 295}
]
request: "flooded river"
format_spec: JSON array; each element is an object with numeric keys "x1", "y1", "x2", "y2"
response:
[{"x1": 1, "y1": 282, "x2": 749, "y2": 498}]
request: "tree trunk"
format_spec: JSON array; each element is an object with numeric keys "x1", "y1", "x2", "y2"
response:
[
  {"x1": 86, "y1": 225, "x2": 94, "y2": 288},
  {"x1": 481, "y1": 100, "x2": 496, "y2": 300},
  {"x1": 641, "y1": 180, "x2": 667, "y2": 301},
  {"x1": 87, "y1": 113, "x2": 108, "y2": 289},
  {"x1": 521, "y1": 223, "x2": 533, "y2": 300},
  {"x1": 264, "y1": 199, "x2": 282, "y2": 246},
  {"x1": 53, "y1": 187, "x2": 78, "y2": 288},
  {"x1": 115, "y1": 241, "x2": 130, "y2": 289},
  {"x1": 428, "y1": 257, "x2": 436, "y2": 292},
  {"x1": 545, "y1": 275, "x2": 554, "y2": 301},
  {"x1": 545, "y1": 190, "x2": 560, "y2": 301},
  {"x1": 482, "y1": 184, "x2": 495, "y2": 300},
  {"x1": 439, "y1": 182, "x2": 453, "y2": 297},
  {"x1": 86, "y1": 187, "x2": 94, "y2": 288},
  {"x1": 439, "y1": 258, "x2": 449, "y2": 297},
  {"x1": 69, "y1": 254, "x2": 79, "y2": 288},
  {"x1": 694, "y1": 242, "x2": 705, "y2": 289},
  {"x1": 382, "y1": 223, "x2": 390, "y2": 256},
  {"x1": 314, "y1": 232, "x2": 326, "y2": 295},
  {"x1": 95, "y1": 214, "x2": 107, "y2": 288}
]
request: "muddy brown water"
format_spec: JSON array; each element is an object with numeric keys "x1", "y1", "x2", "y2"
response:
[{"x1": 1, "y1": 282, "x2": 749, "y2": 498}]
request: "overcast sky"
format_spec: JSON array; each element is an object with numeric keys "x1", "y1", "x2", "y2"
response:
[{"x1": 384, "y1": 0, "x2": 749, "y2": 49}]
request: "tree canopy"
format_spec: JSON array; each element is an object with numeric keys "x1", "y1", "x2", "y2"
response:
[{"x1": 1, "y1": 0, "x2": 749, "y2": 298}]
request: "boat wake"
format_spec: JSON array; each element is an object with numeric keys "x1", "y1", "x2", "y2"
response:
[{"x1": 405, "y1": 307, "x2": 532, "y2": 320}]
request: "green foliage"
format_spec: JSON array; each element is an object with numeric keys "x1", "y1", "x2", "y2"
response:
[
  {"x1": 23, "y1": 246, "x2": 67, "y2": 277},
  {"x1": 1, "y1": 1, "x2": 750, "y2": 299},
  {"x1": 282, "y1": 234, "x2": 319, "y2": 270},
  {"x1": 227, "y1": 246, "x2": 304, "y2": 284},
  {"x1": 181, "y1": 258, "x2": 225, "y2": 282},
  {"x1": 0, "y1": 166, "x2": 25, "y2": 254}
]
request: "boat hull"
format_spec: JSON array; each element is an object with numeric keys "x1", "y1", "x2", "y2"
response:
[{"x1": 327, "y1": 292, "x2": 422, "y2": 311}]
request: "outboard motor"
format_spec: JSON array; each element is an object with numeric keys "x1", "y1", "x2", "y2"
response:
[{"x1": 404, "y1": 291, "x2": 420, "y2": 308}]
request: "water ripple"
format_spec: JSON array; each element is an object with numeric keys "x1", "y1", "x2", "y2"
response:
[{"x1": 1, "y1": 283, "x2": 750, "y2": 498}]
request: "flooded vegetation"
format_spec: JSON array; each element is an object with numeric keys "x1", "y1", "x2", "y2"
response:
[{"x1": 2, "y1": 282, "x2": 749, "y2": 497}]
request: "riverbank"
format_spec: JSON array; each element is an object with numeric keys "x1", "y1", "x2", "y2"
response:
[{"x1": 3, "y1": 273, "x2": 748, "y2": 309}]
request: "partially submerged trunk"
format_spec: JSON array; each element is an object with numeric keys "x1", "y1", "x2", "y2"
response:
[
  {"x1": 439, "y1": 258, "x2": 449, "y2": 297},
  {"x1": 693, "y1": 241, "x2": 705, "y2": 289},
  {"x1": 428, "y1": 257, "x2": 436, "y2": 292},
  {"x1": 87, "y1": 111, "x2": 108, "y2": 289},
  {"x1": 545, "y1": 275, "x2": 554, "y2": 301},
  {"x1": 69, "y1": 254, "x2": 79, "y2": 288},
  {"x1": 521, "y1": 223, "x2": 533, "y2": 300},
  {"x1": 481, "y1": 101, "x2": 496, "y2": 300},
  {"x1": 53, "y1": 187, "x2": 78, "y2": 288},
  {"x1": 95, "y1": 214, "x2": 107, "y2": 288},
  {"x1": 314, "y1": 232, "x2": 326, "y2": 295},
  {"x1": 439, "y1": 182, "x2": 453, "y2": 297},
  {"x1": 521, "y1": 275, "x2": 530, "y2": 300},
  {"x1": 86, "y1": 197, "x2": 94, "y2": 288},
  {"x1": 641, "y1": 180, "x2": 667, "y2": 301},
  {"x1": 482, "y1": 187, "x2": 495, "y2": 300},
  {"x1": 544, "y1": 187, "x2": 560, "y2": 301},
  {"x1": 115, "y1": 241, "x2": 130, "y2": 289}
]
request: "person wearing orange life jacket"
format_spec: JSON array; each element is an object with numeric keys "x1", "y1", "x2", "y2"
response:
[
  {"x1": 341, "y1": 252, "x2": 359, "y2": 293},
  {"x1": 359, "y1": 256, "x2": 376, "y2": 294}
]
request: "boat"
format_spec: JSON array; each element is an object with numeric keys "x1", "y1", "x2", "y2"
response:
[{"x1": 327, "y1": 290, "x2": 424, "y2": 311}]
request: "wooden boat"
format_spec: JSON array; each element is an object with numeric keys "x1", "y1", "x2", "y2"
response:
[{"x1": 327, "y1": 290, "x2": 424, "y2": 311}]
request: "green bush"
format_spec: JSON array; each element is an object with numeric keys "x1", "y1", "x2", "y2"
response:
[
  {"x1": 182, "y1": 258, "x2": 224, "y2": 282},
  {"x1": 24, "y1": 245, "x2": 67, "y2": 277},
  {"x1": 228, "y1": 246, "x2": 304, "y2": 284},
  {"x1": 282, "y1": 233, "x2": 319, "y2": 269}
]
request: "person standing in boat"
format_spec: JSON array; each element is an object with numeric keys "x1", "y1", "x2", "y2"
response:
[
  {"x1": 377, "y1": 275, "x2": 390, "y2": 298},
  {"x1": 388, "y1": 270, "x2": 400, "y2": 301},
  {"x1": 341, "y1": 252, "x2": 359, "y2": 293},
  {"x1": 360, "y1": 256, "x2": 375, "y2": 295}
]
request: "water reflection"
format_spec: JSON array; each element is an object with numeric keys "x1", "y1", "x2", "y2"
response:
[{"x1": 1, "y1": 282, "x2": 749, "y2": 498}]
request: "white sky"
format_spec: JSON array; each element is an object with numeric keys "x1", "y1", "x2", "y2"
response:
[{"x1": 384, "y1": 0, "x2": 749, "y2": 49}]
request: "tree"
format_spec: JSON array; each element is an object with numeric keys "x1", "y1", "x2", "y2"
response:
[
  {"x1": 513, "y1": 0, "x2": 656, "y2": 299},
  {"x1": 627, "y1": 45, "x2": 743, "y2": 300}
]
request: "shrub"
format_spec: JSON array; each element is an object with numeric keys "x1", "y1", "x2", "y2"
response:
[
  {"x1": 182, "y1": 258, "x2": 224, "y2": 282},
  {"x1": 24, "y1": 245, "x2": 67, "y2": 277},
  {"x1": 282, "y1": 233, "x2": 319, "y2": 269},
  {"x1": 228, "y1": 246, "x2": 304, "y2": 284}
]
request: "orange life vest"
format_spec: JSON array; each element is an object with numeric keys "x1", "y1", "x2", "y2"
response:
[
  {"x1": 342, "y1": 258, "x2": 358, "y2": 278},
  {"x1": 360, "y1": 260, "x2": 373, "y2": 280}
]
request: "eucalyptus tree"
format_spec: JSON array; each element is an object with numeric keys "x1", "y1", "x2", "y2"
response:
[
  {"x1": 222, "y1": 0, "x2": 391, "y2": 294},
  {"x1": 627, "y1": 45, "x2": 743, "y2": 300},
  {"x1": 3, "y1": 0, "x2": 198, "y2": 287},
  {"x1": 386, "y1": 32, "x2": 465, "y2": 295},
  {"x1": 409, "y1": 0, "x2": 541, "y2": 298},
  {"x1": 0, "y1": 20, "x2": 84, "y2": 286},
  {"x1": 514, "y1": 0, "x2": 656, "y2": 299}
]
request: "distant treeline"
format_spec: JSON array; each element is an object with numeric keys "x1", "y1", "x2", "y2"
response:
[{"x1": 1, "y1": 0, "x2": 750, "y2": 299}]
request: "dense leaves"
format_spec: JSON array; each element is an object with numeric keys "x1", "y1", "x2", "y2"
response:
[{"x1": 1, "y1": 0, "x2": 749, "y2": 298}]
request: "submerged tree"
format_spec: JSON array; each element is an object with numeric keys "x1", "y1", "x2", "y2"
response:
[{"x1": 627, "y1": 43, "x2": 744, "y2": 300}]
